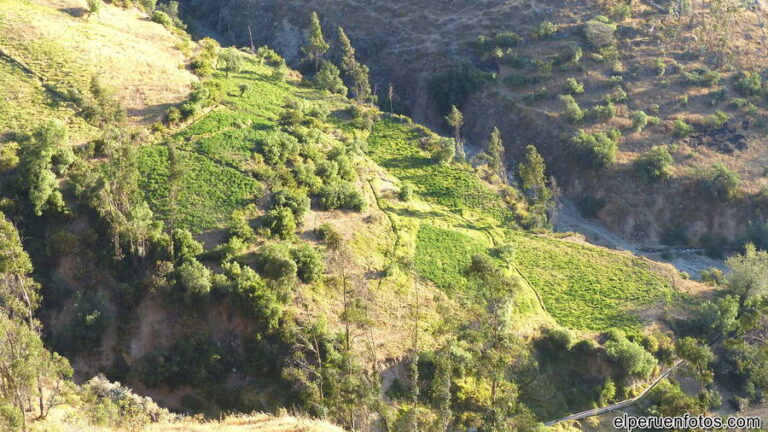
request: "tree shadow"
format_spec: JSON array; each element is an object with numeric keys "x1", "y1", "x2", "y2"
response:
[{"x1": 59, "y1": 7, "x2": 87, "y2": 17}]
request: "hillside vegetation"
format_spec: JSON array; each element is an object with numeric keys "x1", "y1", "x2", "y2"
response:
[{"x1": 2, "y1": 0, "x2": 767, "y2": 431}]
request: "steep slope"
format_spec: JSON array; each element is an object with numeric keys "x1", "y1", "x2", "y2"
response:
[
  {"x1": 0, "y1": 0, "x2": 196, "y2": 137},
  {"x1": 0, "y1": 0, "x2": 717, "y2": 428},
  {"x1": 182, "y1": 0, "x2": 768, "y2": 254}
]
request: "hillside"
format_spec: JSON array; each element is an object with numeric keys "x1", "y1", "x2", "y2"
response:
[
  {"x1": 182, "y1": 0, "x2": 768, "y2": 254},
  {"x1": 1, "y1": 0, "x2": 766, "y2": 431}
]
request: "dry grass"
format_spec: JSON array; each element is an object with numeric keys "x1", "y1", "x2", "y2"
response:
[
  {"x1": 0, "y1": 0, "x2": 196, "y2": 126},
  {"x1": 147, "y1": 413, "x2": 345, "y2": 432}
]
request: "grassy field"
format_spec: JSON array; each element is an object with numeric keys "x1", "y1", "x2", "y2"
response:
[
  {"x1": 510, "y1": 232, "x2": 676, "y2": 332},
  {"x1": 414, "y1": 224, "x2": 489, "y2": 293},
  {"x1": 137, "y1": 145, "x2": 262, "y2": 232},
  {"x1": 367, "y1": 119, "x2": 514, "y2": 223}
]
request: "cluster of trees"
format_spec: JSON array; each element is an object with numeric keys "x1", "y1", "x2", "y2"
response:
[{"x1": 303, "y1": 12, "x2": 372, "y2": 103}]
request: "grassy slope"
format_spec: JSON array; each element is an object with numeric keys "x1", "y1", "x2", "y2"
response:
[
  {"x1": 366, "y1": 117, "x2": 678, "y2": 332},
  {"x1": 0, "y1": 0, "x2": 195, "y2": 141}
]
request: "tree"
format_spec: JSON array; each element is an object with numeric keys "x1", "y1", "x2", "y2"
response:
[
  {"x1": 484, "y1": 127, "x2": 507, "y2": 183},
  {"x1": 701, "y1": 163, "x2": 739, "y2": 200},
  {"x1": 518, "y1": 145, "x2": 550, "y2": 203},
  {"x1": 337, "y1": 27, "x2": 371, "y2": 103},
  {"x1": 303, "y1": 12, "x2": 330, "y2": 72},
  {"x1": 19, "y1": 120, "x2": 69, "y2": 216},
  {"x1": 676, "y1": 337, "x2": 715, "y2": 383},
  {"x1": 605, "y1": 336, "x2": 657, "y2": 378},
  {"x1": 86, "y1": 0, "x2": 101, "y2": 19},
  {"x1": 727, "y1": 243, "x2": 768, "y2": 303},
  {"x1": 633, "y1": 146, "x2": 673, "y2": 184},
  {"x1": 445, "y1": 105, "x2": 465, "y2": 162},
  {"x1": 219, "y1": 47, "x2": 243, "y2": 76},
  {"x1": 314, "y1": 60, "x2": 347, "y2": 95}
]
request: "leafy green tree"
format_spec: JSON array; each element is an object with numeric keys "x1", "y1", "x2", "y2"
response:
[
  {"x1": 727, "y1": 243, "x2": 768, "y2": 302},
  {"x1": 319, "y1": 181, "x2": 365, "y2": 211},
  {"x1": 673, "y1": 119, "x2": 694, "y2": 137},
  {"x1": 484, "y1": 127, "x2": 507, "y2": 183},
  {"x1": 676, "y1": 337, "x2": 715, "y2": 383},
  {"x1": 291, "y1": 244, "x2": 325, "y2": 283},
  {"x1": 219, "y1": 47, "x2": 243, "y2": 76},
  {"x1": 314, "y1": 60, "x2": 347, "y2": 95},
  {"x1": 263, "y1": 207, "x2": 297, "y2": 239},
  {"x1": 518, "y1": 145, "x2": 550, "y2": 203},
  {"x1": 634, "y1": 146, "x2": 673, "y2": 183},
  {"x1": 605, "y1": 335, "x2": 657, "y2": 378},
  {"x1": 701, "y1": 163, "x2": 739, "y2": 200},
  {"x1": 172, "y1": 229, "x2": 203, "y2": 262},
  {"x1": 559, "y1": 94, "x2": 584, "y2": 124},
  {"x1": 19, "y1": 120, "x2": 69, "y2": 216},
  {"x1": 445, "y1": 105, "x2": 465, "y2": 161},
  {"x1": 630, "y1": 110, "x2": 648, "y2": 132},
  {"x1": 86, "y1": 0, "x2": 101, "y2": 19},
  {"x1": 571, "y1": 129, "x2": 619, "y2": 170},
  {"x1": 337, "y1": 27, "x2": 371, "y2": 102},
  {"x1": 178, "y1": 258, "x2": 212, "y2": 298},
  {"x1": 303, "y1": 12, "x2": 330, "y2": 72}
]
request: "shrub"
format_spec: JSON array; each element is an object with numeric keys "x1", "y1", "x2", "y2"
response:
[
  {"x1": 173, "y1": 229, "x2": 204, "y2": 262},
  {"x1": 399, "y1": 183, "x2": 414, "y2": 202},
  {"x1": 290, "y1": 244, "x2": 325, "y2": 283},
  {"x1": 269, "y1": 188, "x2": 310, "y2": 221},
  {"x1": 534, "y1": 21, "x2": 558, "y2": 39},
  {"x1": 560, "y1": 94, "x2": 584, "y2": 124},
  {"x1": 571, "y1": 129, "x2": 619, "y2": 169},
  {"x1": 605, "y1": 336, "x2": 657, "y2": 378},
  {"x1": 654, "y1": 58, "x2": 666, "y2": 76},
  {"x1": 735, "y1": 71, "x2": 763, "y2": 96},
  {"x1": 52, "y1": 147, "x2": 75, "y2": 175},
  {"x1": 584, "y1": 16, "x2": 617, "y2": 48},
  {"x1": 0, "y1": 142, "x2": 19, "y2": 172},
  {"x1": 219, "y1": 47, "x2": 243, "y2": 76},
  {"x1": 630, "y1": 110, "x2": 648, "y2": 132},
  {"x1": 0, "y1": 404, "x2": 22, "y2": 432},
  {"x1": 706, "y1": 110, "x2": 730, "y2": 129},
  {"x1": 700, "y1": 163, "x2": 739, "y2": 200},
  {"x1": 315, "y1": 223, "x2": 342, "y2": 249},
  {"x1": 565, "y1": 78, "x2": 585, "y2": 95},
  {"x1": 135, "y1": 339, "x2": 230, "y2": 388},
  {"x1": 67, "y1": 292, "x2": 109, "y2": 353},
  {"x1": 178, "y1": 258, "x2": 212, "y2": 297},
  {"x1": 683, "y1": 67, "x2": 721, "y2": 87},
  {"x1": 590, "y1": 103, "x2": 616, "y2": 120},
  {"x1": 262, "y1": 207, "x2": 297, "y2": 239},
  {"x1": 634, "y1": 146, "x2": 673, "y2": 183},
  {"x1": 673, "y1": 119, "x2": 694, "y2": 138},
  {"x1": 314, "y1": 60, "x2": 347, "y2": 95},
  {"x1": 319, "y1": 181, "x2": 366, "y2": 211},
  {"x1": 255, "y1": 244, "x2": 297, "y2": 280},
  {"x1": 151, "y1": 10, "x2": 173, "y2": 28},
  {"x1": 431, "y1": 137, "x2": 455, "y2": 164},
  {"x1": 258, "y1": 132, "x2": 299, "y2": 165}
]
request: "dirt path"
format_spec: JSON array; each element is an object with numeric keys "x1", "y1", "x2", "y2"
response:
[
  {"x1": 544, "y1": 360, "x2": 684, "y2": 427},
  {"x1": 553, "y1": 197, "x2": 724, "y2": 278}
]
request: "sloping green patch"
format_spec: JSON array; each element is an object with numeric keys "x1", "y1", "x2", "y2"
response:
[
  {"x1": 368, "y1": 119, "x2": 512, "y2": 222},
  {"x1": 137, "y1": 145, "x2": 262, "y2": 232},
  {"x1": 414, "y1": 224, "x2": 489, "y2": 293},
  {"x1": 511, "y1": 232, "x2": 675, "y2": 332}
]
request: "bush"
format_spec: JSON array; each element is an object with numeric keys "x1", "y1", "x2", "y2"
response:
[
  {"x1": 255, "y1": 244, "x2": 297, "y2": 280},
  {"x1": 262, "y1": 207, "x2": 297, "y2": 239},
  {"x1": 673, "y1": 119, "x2": 694, "y2": 138},
  {"x1": 560, "y1": 95, "x2": 584, "y2": 124},
  {"x1": 605, "y1": 336, "x2": 657, "y2": 378},
  {"x1": 151, "y1": 10, "x2": 173, "y2": 28},
  {"x1": 534, "y1": 21, "x2": 558, "y2": 39},
  {"x1": 571, "y1": 129, "x2": 619, "y2": 169},
  {"x1": 634, "y1": 146, "x2": 673, "y2": 184},
  {"x1": 630, "y1": 110, "x2": 648, "y2": 132},
  {"x1": 399, "y1": 183, "x2": 414, "y2": 201},
  {"x1": 654, "y1": 58, "x2": 666, "y2": 76},
  {"x1": 584, "y1": 17, "x2": 617, "y2": 48},
  {"x1": 67, "y1": 292, "x2": 109, "y2": 353},
  {"x1": 269, "y1": 188, "x2": 310, "y2": 221},
  {"x1": 735, "y1": 71, "x2": 763, "y2": 96},
  {"x1": 134, "y1": 338, "x2": 230, "y2": 389},
  {"x1": 319, "y1": 181, "x2": 366, "y2": 211},
  {"x1": 683, "y1": 67, "x2": 721, "y2": 87},
  {"x1": 314, "y1": 60, "x2": 347, "y2": 95},
  {"x1": 315, "y1": 223, "x2": 342, "y2": 249},
  {"x1": 290, "y1": 244, "x2": 325, "y2": 283},
  {"x1": 258, "y1": 132, "x2": 299, "y2": 165},
  {"x1": 173, "y1": 229, "x2": 204, "y2": 262},
  {"x1": 0, "y1": 404, "x2": 22, "y2": 432},
  {"x1": 178, "y1": 258, "x2": 212, "y2": 297},
  {"x1": 565, "y1": 78, "x2": 585, "y2": 95},
  {"x1": 431, "y1": 137, "x2": 455, "y2": 164},
  {"x1": 706, "y1": 110, "x2": 730, "y2": 129},
  {"x1": 700, "y1": 163, "x2": 739, "y2": 200},
  {"x1": 590, "y1": 103, "x2": 616, "y2": 120}
]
